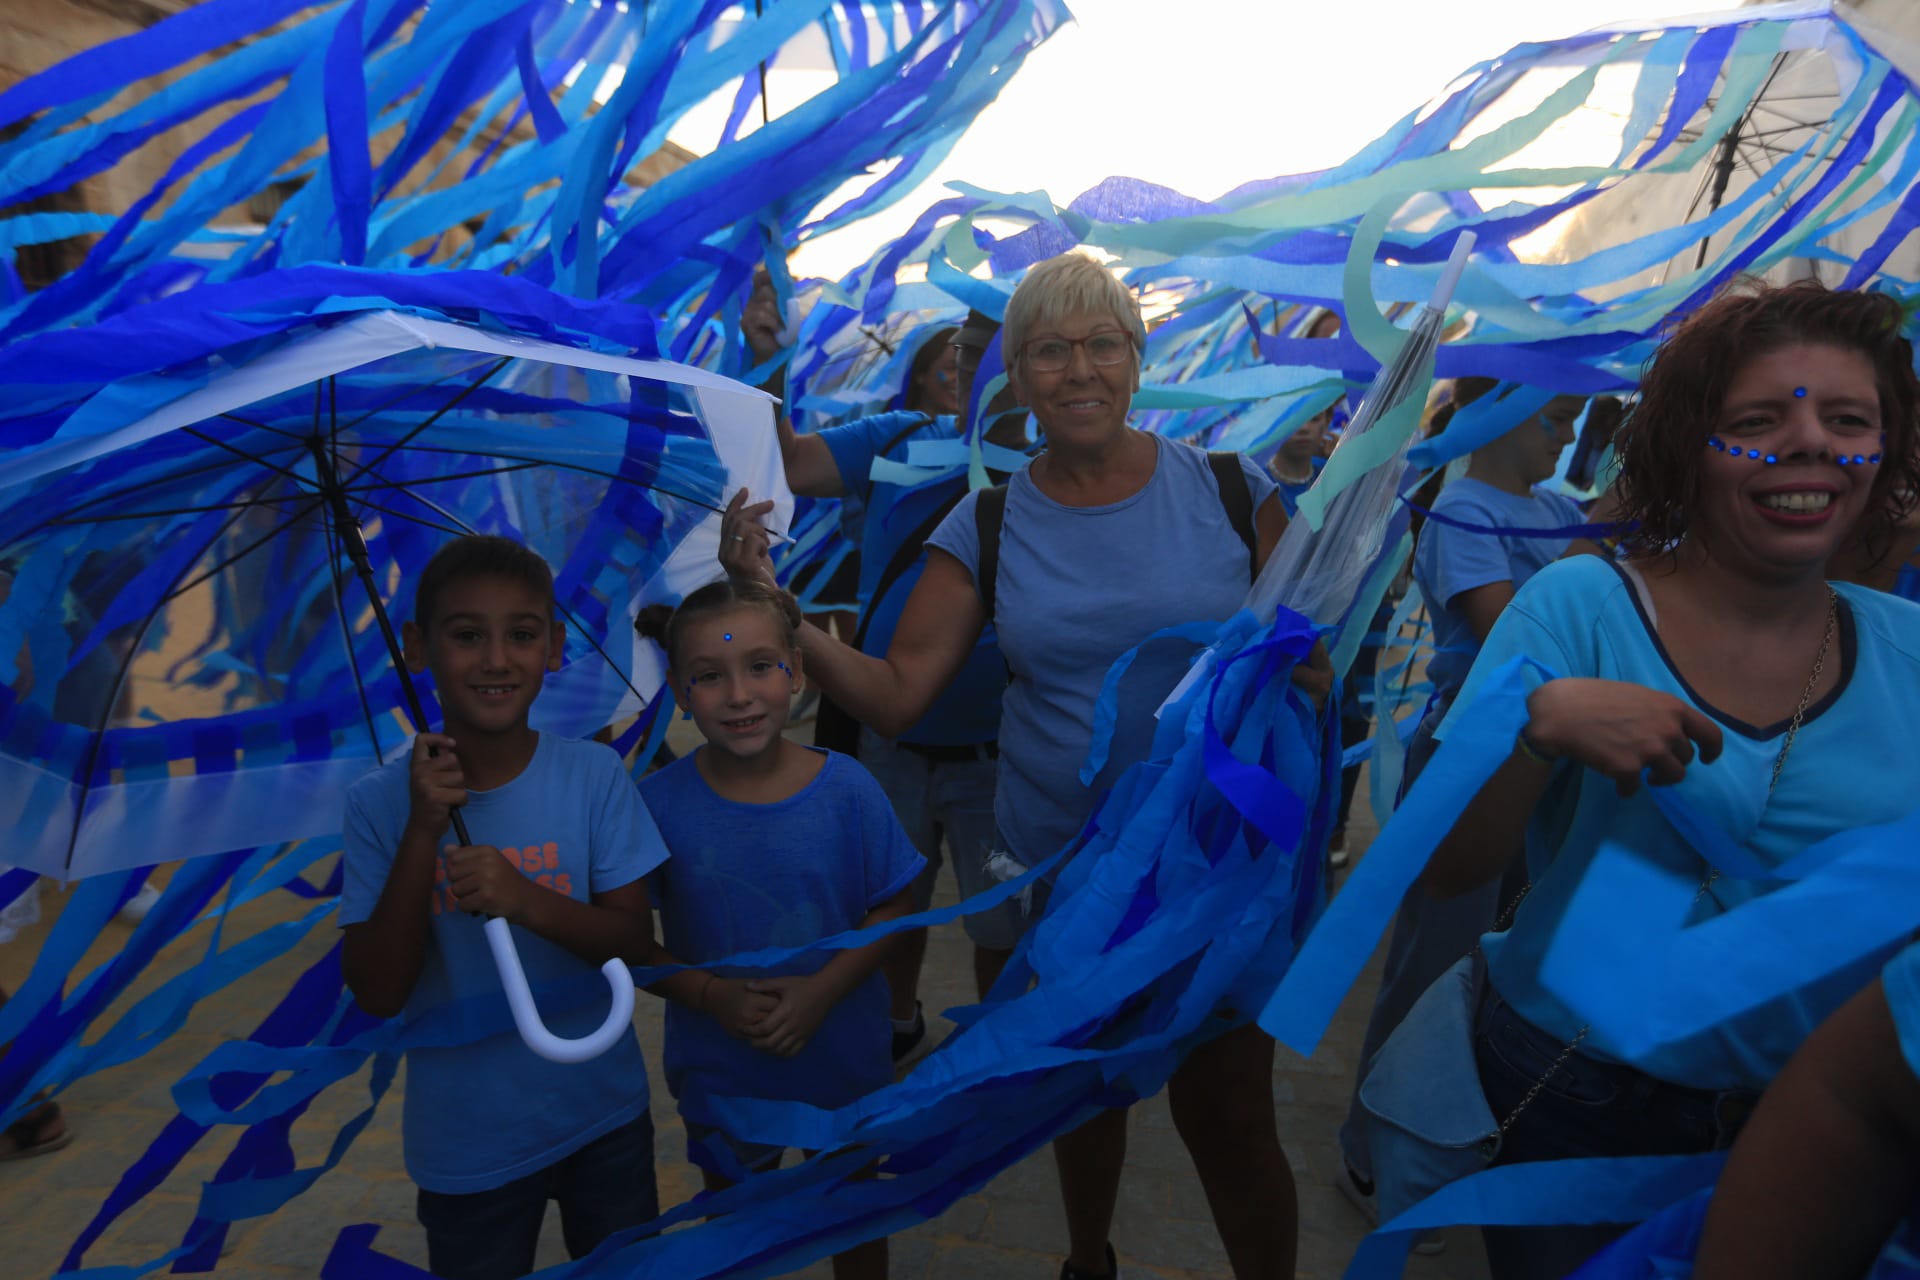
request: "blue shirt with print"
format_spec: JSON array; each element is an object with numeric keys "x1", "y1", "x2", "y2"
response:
[{"x1": 339, "y1": 734, "x2": 666, "y2": 1195}]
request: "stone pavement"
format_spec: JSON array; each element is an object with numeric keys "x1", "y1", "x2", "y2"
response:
[{"x1": 0, "y1": 745, "x2": 1487, "y2": 1280}]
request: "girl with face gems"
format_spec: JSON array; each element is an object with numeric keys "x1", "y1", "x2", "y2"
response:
[
  {"x1": 1405, "y1": 281, "x2": 1920, "y2": 1279},
  {"x1": 634, "y1": 581, "x2": 923, "y2": 1280}
]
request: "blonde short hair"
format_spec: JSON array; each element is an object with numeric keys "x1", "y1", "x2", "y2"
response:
[{"x1": 1001, "y1": 252, "x2": 1146, "y2": 373}]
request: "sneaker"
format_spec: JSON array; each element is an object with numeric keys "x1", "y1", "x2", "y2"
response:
[
  {"x1": 1328, "y1": 827, "x2": 1351, "y2": 870},
  {"x1": 1059, "y1": 1243, "x2": 1120, "y2": 1280},
  {"x1": 1337, "y1": 1164, "x2": 1444, "y2": 1255},
  {"x1": 890, "y1": 1004, "x2": 933, "y2": 1071},
  {"x1": 118, "y1": 880, "x2": 162, "y2": 924}
]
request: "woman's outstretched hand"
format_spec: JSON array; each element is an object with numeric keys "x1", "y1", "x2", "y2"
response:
[
  {"x1": 718, "y1": 488, "x2": 779, "y2": 589},
  {"x1": 1525, "y1": 677, "x2": 1724, "y2": 795}
]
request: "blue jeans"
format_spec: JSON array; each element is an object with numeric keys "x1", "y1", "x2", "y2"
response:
[
  {"x1": 1473, "y1": 989, "x2": 1755, "y2": 1280},
  {"x1": 1338, "y1": 699, "x2": 1513, "y2": 1182},
  {"x1": 857, "y1": 727, "x2": 1013, "y2": 948},
  {"x1": 415, "y1": 1112, "x2": 659, "y2": 1280}
]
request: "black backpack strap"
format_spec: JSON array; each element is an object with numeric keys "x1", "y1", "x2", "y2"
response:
[
  {"x1": 974, "y1": 483, "x2": 1009, "y2": 620},
  {"x1": 850, "y1": 489, "x2": 968, "y2": 651},
  {"x1": 877, "y1": 413, "x2": 935, "y2": 459},
  {"x1": 1207, "y1": 450, "x2": 1259, "y2": 579}
]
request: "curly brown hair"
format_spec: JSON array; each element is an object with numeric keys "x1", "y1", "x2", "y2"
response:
[
  {"x1": 1613, "y1": 279, "x2": 1920, "y2": 556},
  {"x1": 635, "y1": 577, "x2": 803, "y2": 670}
]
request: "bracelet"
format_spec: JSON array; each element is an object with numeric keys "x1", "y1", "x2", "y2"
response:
[
  {"x1": 696, "y1": 973, "x2": 717, "y2": 1012},
  {"x1": 1515, "y1": 729, "x2": 1557, "y2": 767}
]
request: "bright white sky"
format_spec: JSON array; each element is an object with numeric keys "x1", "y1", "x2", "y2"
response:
[{"x1": 666, "y1": 0, "x2": 1723, "y2": 279}]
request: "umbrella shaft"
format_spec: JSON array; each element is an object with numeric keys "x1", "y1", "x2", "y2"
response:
[{"x1": 307, "y1": 438, "x2": 474, "y2": 847}]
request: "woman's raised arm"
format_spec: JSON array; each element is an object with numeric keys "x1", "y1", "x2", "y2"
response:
[{"x1": 718, "y1": 490, "x2": 985, "y2": 737}]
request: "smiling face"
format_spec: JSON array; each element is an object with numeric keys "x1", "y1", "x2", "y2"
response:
[
  {"x1": 911, "y1": 341, "x2": 961, "y2": 418},
  {"x1": 1008, "y1": 309, "x2": 1138, "y2": 448},
  {"x1": 1697, "y1": 343, "x2": 1884, "y2": 573},
  {"x1": 404, "y1": 574, "x2": 563, "y2": 739},
  {"x1": 670, "y1": 603, "x2": 800, "y2": 762}
]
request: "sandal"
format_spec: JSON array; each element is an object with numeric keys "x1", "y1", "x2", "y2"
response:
[{"x1": 1, "y1": 1094, "x2": 71, "y2": 1161}]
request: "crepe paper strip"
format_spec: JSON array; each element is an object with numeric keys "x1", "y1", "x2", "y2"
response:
[
  {"x1": 1397, "y1": 497, "x2": 1630, "y2": 543},
  {"x1": 1262, "y1": 655, "x2": 1545, "y2": 1053},
  {"x1": 1343, "y1": 1154, "x2": 1728, "y2": 1279}
]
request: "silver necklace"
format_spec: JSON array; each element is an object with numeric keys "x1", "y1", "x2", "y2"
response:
[{"x1": 1694, "y1": 586, "x2": 1839, "y2": 906}]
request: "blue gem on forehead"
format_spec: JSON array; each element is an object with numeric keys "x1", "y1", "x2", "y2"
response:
[
  {"x1": 722, "y1": 633, "x2": 732, "y2": 642},
  {"x1": 1794, "y1": 387, "x2": 1807, "y2": 398}
]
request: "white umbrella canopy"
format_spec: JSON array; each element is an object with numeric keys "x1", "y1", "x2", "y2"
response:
[{"x1": 0, "y1": 308, "x2": 790, "y2": 884}]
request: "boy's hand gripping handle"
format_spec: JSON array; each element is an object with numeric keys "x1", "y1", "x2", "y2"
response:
[
  {"x1": 440, "y1": 768, "x2": 633, "y2": 1066},
  {"x1": 482, "y1": 917, "x2": 636, "y2": 1064}
]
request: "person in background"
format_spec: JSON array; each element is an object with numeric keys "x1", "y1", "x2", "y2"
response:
[
  {"x1": 636, "y1": 579, "x2": 920, "y2": 1280},
  {"x1": 1267, "y1": 403, "x2": 1329, "y2": 518},
  {"x1": 721, "y1": 251, "x2": 1324, "y2": 1280},
  {"x1": 1334, "y1": 382, "x2": 1587, "y2": 1243},
  {"x1": 742, "y1": 284, "x2": 1031, "y2": 1068},
  {"x1": 1417, "y1": 281, "x2": 1920, "y2": 1278}
]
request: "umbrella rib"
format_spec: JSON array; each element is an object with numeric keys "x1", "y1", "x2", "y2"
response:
[
  {"x1": 182, "y1": 427, "x2": 320, "y2": 490},
  {"x1": 164, "y1": 497, "x2": 331, "y2": 603},
  {"x1": 26, "y1": 450, "x2": 302, "y2": 530},
  {"x1": 357, "y1": 442, "x2": 730, "y2": 517},
  {"x1": 43, "y1": 493, "x2": 317, "y2": 526},
  {"x1": 212, "y1": 411, "x2": 313, "y2": 443},
  {"x1": 333, "y1": 353, "x2": 506, "y2": 438},
  {"x1": 342, "y1": 460, "x2": 546, "y2": 494},
  {"x1": 337, "y1": 357, "x2": 514, "y2": 488},
  {"x1": 318, "y1": 488, "x2": 389, "y2": 760},
  {"x1": 58, "y1": 495, "x2": 269, "y2": 877},
  {"x1": 381, "y1": 485, "x2": 656, "y2": 710},
  {"x1": 338, "y1": 492, "x2": 469, "y2": 538}
]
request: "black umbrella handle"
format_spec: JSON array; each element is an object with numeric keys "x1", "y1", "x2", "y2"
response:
[{"x1": 308, "y1": 438, "x2": 479, "y2": 853}]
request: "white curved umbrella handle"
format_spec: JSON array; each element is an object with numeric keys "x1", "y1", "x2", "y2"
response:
[{"x1": 483, "y1": 917, "x2": 635, "y2": 1064}]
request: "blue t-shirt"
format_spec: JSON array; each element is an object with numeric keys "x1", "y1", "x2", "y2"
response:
[
  {"x1": 1440, "y1": 556, "x2": 1920, "y2": 1090},
  {"x1": 339, "y1": 735, "x2": 667, "y2": 1194},
  {"x1": 1269, "y1": 458, "x2": 1322, "y2": 518},
  {"x1": 1882, "y1": 942, "x2": 1920, "y2": 1080},
  {"x1": 638, "y1": 750, "x2": 923, "y2": 1126},
  {"x1": 818, "y1": 410, "x2": 1017, "y2": 746},
  {"x1": 1415, "y1": 477, "x2": 1586, "y2": 707},
  {"x1": 928, "y1": 434, "x2": 1277, "y2": 872}
]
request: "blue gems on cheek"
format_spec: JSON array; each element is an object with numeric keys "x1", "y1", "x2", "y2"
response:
[{"x1": 1707, "y1": 437, "x2": 1777, "y2": 464}]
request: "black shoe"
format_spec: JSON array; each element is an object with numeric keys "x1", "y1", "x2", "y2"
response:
[
  {"x1": 890, "y1": 1004, "x2": 931, "y2": 1069},
  {"x1": 1059, "y1": 1243, "x2": 1119, "y2": 1280}
]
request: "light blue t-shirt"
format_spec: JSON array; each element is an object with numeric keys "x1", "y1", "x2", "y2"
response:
[
  {"x1": 1440, "y1": 555, "x2": 1920, "y2": 1090},
  {"x1": 1415, "y1": 477, "x2": 1586, "y2": 707},
  {"x1": 639, "y1": 750, "x2": 923, "y2": 1127},
  {"x1": 1882, "y1": 942, "x2": 1920, "y2": 1080},
  {"x1": 339, "y1": 734, "x2": 666, "y2": 1194},
  {"x1": 928, "y1": 434, "x2": 1277, "y2": 872},
  {"x1": 819, "y1": 410, "x2": 1020, "y2": 746}
]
